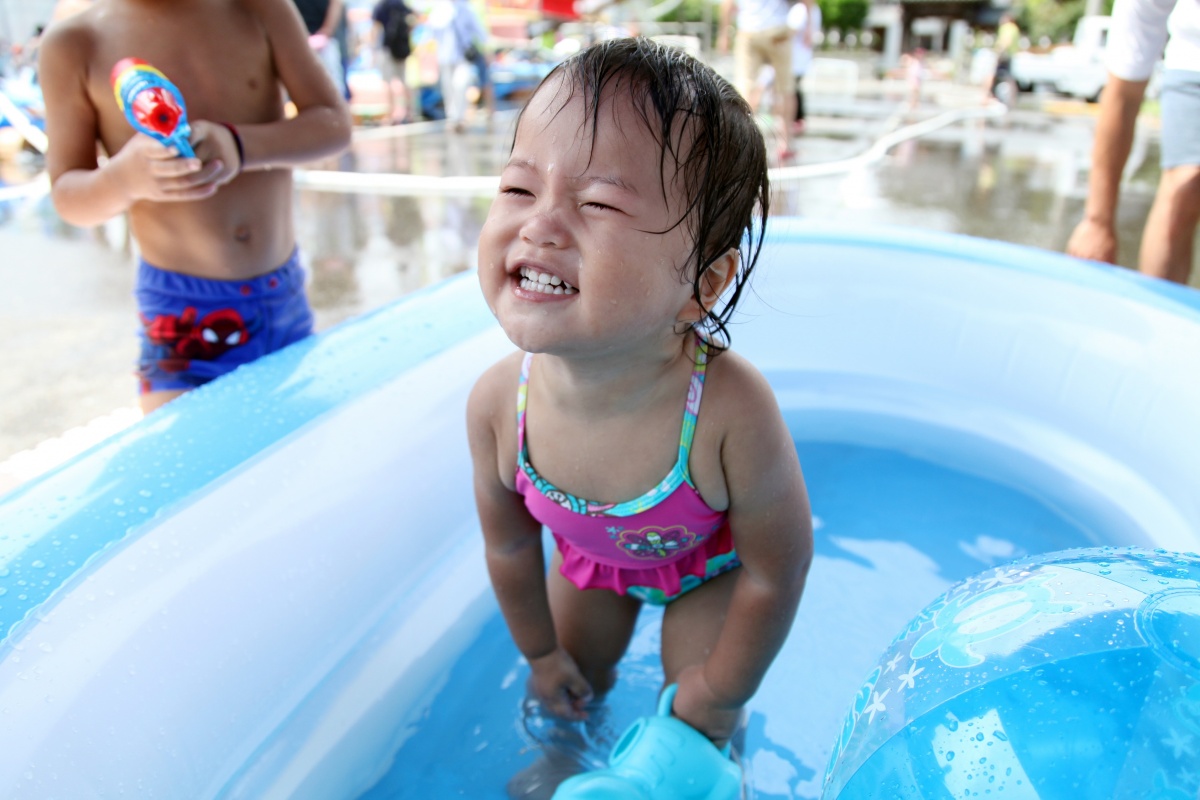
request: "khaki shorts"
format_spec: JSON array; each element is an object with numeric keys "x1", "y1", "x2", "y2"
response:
[
  {"x1": 734, "y1": 25, "x2": 792, "y2": 102},
  {"x1": 378, "y1": 53, "x2": 408, "y2": 83}
]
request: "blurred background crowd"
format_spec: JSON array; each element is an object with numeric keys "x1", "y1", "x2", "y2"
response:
[
  {"x1": 0, "y1": 0, "x2": 1187, "y2": 488},
  {"x1": 0, "y1": 0, "x2": 1127, "y2": 130}
]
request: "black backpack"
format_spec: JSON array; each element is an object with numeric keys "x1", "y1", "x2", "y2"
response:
[{"x1": 382, "y1": 0, "x2": 412, "y2": 60}]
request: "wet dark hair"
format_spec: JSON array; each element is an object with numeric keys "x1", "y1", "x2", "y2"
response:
[{"x1": 515, "y1": 37, "x2": 769, "y2": 351}]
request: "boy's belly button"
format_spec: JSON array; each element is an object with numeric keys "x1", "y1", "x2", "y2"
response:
[{"x1": 234, "y1": 224, "x2": 252, "y2": 243}]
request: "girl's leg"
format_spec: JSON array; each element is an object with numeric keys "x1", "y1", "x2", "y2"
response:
[
  {"x1": 660, "y1": 568, "x2": 743, "y2": 747},
  {"x1": 546, "y1": 550, "x2": 642, "y2": 696},
  {"x1": 660, "y1": 567, "x2": 738, "y2": 683},
  {"x1": 506, "y1": 554, "x2": 643, "y2": 798}
]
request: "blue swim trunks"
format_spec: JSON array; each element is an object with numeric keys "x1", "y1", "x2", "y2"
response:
[{"x1": 135, "y1": 249, "x2": 314, "y2": 393}]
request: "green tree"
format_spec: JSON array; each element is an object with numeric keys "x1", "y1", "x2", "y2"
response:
[
  {"x1": 1018, "y1": 0, "x2": 1114, "y2": 44},
  {"x1": 816, "y1": 0, "x2": 870, "y2": 32},
  {"x1": 657, "y1": 0, "x2": 710, "y2": 24}
]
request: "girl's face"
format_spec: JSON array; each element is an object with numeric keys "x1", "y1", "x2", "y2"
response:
[{"x1": 478, "y1": 77, "x2": 697, "y2": 358}]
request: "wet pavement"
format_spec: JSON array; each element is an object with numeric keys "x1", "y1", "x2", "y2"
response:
[{"x1": 0, "y1": 81, "x2": 1194, "y2": 478}]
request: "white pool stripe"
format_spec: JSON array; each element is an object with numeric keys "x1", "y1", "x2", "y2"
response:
[{"x1": 0, "y1": 406, "x2": 143, "y2": 496}]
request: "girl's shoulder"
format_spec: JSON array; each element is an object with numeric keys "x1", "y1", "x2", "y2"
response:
[
  {"x1": 468, "y1": 351, "x2": 525, "y2": 422},
  {"x1": 466, "y1": 352, "x2": 525, "y2": 483},
  {"x1": 701, "y1": 349, "x2": 776, "y2": 415}
]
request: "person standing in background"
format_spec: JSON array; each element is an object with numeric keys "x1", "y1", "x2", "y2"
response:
[
  {"x1": 429, "y1": 0, "x2": 488, "y2": 133},
  {"x1": 718, "y1": 0, "x2": 796, "y2": 158},
  {"x1": 1066, "y1": 0, "x2": 1200, "y2": 286},
  {"x1": 787, "y1": 0, "x2": 819, "y2": 136},
  {"x1": 982, "y1": 12, "x2": 1020, "y2": 104},
  {"x1": 334, "y1": 2, "x2": 352, "y2": 101},
  {"x1": 373, "y1": 0, "x2": 416, "y2": 123},
  {"x1": 293, "y1": 0, "x2": 346, "y2": 93}
]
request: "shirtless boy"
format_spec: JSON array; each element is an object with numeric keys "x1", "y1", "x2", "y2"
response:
[{"x1": 38, "y1": 0, "x2": 353, "y2": 412}]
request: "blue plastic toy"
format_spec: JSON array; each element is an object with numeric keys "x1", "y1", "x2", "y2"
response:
[
  {"x1": 823, "y1": 546, "x2": 1200, "y2": 799},
  {"x1": 551, "y1": 684, "x2": 742, "y2": 800}
]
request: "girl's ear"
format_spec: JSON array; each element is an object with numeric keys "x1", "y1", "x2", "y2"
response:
[
  {"x1": 700, "y1": 248, "x2": 740, "y2": 310},
  {"x1": 678, "y1": 248, "x2": 740, "y2": 326}
]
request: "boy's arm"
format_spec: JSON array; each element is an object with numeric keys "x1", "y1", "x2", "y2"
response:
[
  {"x1": 467, "y1": 361, "x2": 594, "y2": 719},
  {"x1": 39, "y1": 21, "x2": 221, "y2": 226},
  {"x1": 231, "y1": 0, "x2": 352, "y2": 171},
  {"x1": 673, "y1": 358, "x2": 813, "y2": 739}
]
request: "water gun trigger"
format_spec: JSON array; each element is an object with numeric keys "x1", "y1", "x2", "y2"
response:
[{"x1": 110, "y1": 57, "x2": 195, "y2": 158}]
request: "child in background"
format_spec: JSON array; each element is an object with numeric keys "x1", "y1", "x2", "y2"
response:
[
  {"x1": 38, "y1": 0, "x2": 352, "y2": 413},
  {"x1": 788, "y1": 0, "x2": 820, "y2": 135},
  {"x1": 467, "y1": 37, "x2": 813, "y2": 794}
]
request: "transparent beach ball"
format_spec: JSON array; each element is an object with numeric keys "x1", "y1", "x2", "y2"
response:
[{"x1": 822, "y1": 546, "x2": 1200, "y2": 799}]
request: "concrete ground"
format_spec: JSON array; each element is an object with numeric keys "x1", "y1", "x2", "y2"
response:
[{"x1": 0, "y1": 69, "x2": 1192, "y2": 494}]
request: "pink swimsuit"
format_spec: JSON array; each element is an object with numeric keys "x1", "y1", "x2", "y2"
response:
[{"x1": 515, "y1": 340, "x2": 740, "y2": 605}]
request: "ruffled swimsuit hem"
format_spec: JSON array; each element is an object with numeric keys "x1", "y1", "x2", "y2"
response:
[{"x1": 552, "y1": 524, "x2": 735, "y2": 597}]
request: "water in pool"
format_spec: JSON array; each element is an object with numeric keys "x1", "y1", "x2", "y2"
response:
[{"x1": 359, "y1": 424, "x2": 1100, "y2": 799}]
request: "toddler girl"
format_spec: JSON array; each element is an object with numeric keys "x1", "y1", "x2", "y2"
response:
[{"x1": 467, "y1": 36, "x2": 814, "y2": 790}]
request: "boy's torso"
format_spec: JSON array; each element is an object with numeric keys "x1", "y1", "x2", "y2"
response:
[{"x1": 76, "y1": 0, "x2": 298, "y2": 279}]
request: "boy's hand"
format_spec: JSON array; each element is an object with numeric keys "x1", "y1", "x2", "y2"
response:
[
  {"x1": 672, "y1": 665, "x2": 743, "y2": 747},
  {"x1": 527, "y1": 647, "x2": 594, "y2": 721},
  {"x1": 112, "y1": 132, "x2": 223, "y2": 202},
  {"x1": 189, "y1": 120, "x2": 243, "y2": 187}
]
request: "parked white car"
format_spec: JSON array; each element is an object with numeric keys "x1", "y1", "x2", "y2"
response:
[{"x1": 1011, "y1": 15, "x2": 1115, "y2": 101}]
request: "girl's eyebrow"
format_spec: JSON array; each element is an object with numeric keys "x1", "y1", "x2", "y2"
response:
[
  {"x1": 501, "y1": 158, "x2": 537, "y2": 174},
  {"x1": 568, "y1": 174, "x2": 638, "y2": 195},
  {"x1": 501, "y1": 158, "x2": 637, "y2": 195}
]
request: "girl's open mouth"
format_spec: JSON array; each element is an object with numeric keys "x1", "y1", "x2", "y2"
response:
[{"x1": 519, "y1": 266, "x2": 577, "y2": 295}]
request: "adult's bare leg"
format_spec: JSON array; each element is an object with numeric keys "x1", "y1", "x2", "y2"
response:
[{"x1": 1139, "y1": 164, "x2": 1200, "y2": 284}]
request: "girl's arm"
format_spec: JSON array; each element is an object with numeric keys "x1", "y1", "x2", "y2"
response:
[
  {"x1": 467, "y1": 361, "x2": 594, "y2": 719},
  {"x1": 674, "y1": 360, "x2": 814, "y2": 740},
  {"x1": 232, "y1": 0, "x2": 352, "y2": 170}
]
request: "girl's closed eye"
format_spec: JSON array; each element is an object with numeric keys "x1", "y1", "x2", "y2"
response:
[{"x1": 501, "y1": 185, "x2": 534, "y2": 198}]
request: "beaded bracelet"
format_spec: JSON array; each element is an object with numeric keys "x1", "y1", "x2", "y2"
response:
[{"x1": 218, "y1": 122, "x2": 245, "y2": 175}]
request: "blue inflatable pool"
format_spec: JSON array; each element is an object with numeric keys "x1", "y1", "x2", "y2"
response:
[{"x1": 1, "y1": 219, "x2": 1198, "y2": 798}]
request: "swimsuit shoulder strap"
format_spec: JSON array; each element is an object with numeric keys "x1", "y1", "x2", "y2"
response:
[
  {"x1": 676, "y1": 337, "x2": 709, "y2": 485},
  {"x1": 516, "y1": 351, "x2": 534, "y2": 463}
]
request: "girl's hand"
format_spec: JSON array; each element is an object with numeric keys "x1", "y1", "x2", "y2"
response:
[
  {"x1": 111, "y1": 132, "x2": 222, "y2": 202},
  {"x1": 527, "y1": 647, "x2": 594, "y2": 721},
  {"x1": 672, "y1": 665, "x2": 743, "y2": 747}
]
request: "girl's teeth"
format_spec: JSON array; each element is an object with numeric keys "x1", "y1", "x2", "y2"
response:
[{"x1": 519, "y1": 268, "x2": 577, "y2": 294}]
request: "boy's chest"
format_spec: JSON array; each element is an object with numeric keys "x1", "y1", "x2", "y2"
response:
[{"x1": 88, "y1": 2, "x2": 277, "y2": 128}]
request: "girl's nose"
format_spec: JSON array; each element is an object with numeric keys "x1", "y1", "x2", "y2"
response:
[{"x1": 520, "y1": 207, "x2": 568, "y2": 249}]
